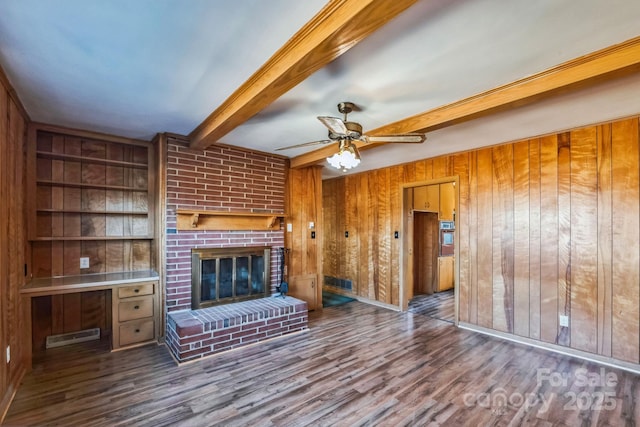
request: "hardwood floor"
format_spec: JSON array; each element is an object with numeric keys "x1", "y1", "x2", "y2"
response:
[
  {"x1": 408, "y1": 290, "x2": 455, "y2": 323},
  {"x1": 5, "y1": 301, "x2": 640, "y2": 426}
]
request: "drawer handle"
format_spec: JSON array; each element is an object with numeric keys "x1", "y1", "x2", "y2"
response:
[
  {"x1": 134, "y1": 305, "x2": 140, "y2": 310},
  {"x1": 134, "y1": 289, "x2": 140, "y2": 293},
  {"x1": 135, "y1": 329, "x2": 140, "y2": 333}
]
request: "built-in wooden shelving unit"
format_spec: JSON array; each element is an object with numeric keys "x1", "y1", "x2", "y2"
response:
[
  {"x1": 29, "y1": 135, "x2": 154, "y2": 241},
  {"x1": 26, "y1": 124, "x2": 160, "y2": 358},
  {"x1": 27, "y1": 124, "x2": 156, "y2": 268},
  {"x1": 176, "y1": 209, "x2": 286, "y2": 231}
]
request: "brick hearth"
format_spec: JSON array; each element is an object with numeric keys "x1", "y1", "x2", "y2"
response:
[{"x1": 166, "y1": 297, "x2": 308, "y2": 363}]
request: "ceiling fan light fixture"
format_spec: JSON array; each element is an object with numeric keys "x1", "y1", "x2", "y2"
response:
[{"x1": 327, "y1": 140, "x2": 361, "y2": 171}]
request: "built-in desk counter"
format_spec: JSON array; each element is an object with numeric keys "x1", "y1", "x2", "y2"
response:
[
  {"x1": 21, "y1": 270, "x2": 161, "y2": 369},
  {"x1": 22, "y1": 270, "x2": 159, "y2": 296}
]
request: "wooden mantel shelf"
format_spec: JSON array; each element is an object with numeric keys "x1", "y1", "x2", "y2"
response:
[{"x1": 176, "y1": 209, "x2": 286, "y2": 231}]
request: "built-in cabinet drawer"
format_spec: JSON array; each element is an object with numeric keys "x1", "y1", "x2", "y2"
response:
[
  {"x1": 118, "y1": 283, "x2": 154, "y2": 298},
  {"x1": 118, "y1": 296, "x2": 154, "y2": 322},
  {"x1": 112, "y1": 280, "x2": 158, "y2": 350},
  {"x1": 119, "y1": 319, "x2": 155, "y2": 347}
]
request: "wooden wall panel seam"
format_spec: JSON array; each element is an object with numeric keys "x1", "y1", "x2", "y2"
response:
[
  {"x1": 596, "y1": 124, "x2": 613, "y2": 357},
  {"x1": 556, "y1": 132, "x2": 571, "y2": 347},
  {"x1": 539, "y1": 135, "x2": 559, "y2": 344},
  {"x1": 528, "y1": 139, "x2": 542, "y2": 340}
]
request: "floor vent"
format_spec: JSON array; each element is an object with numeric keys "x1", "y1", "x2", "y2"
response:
[{"x1": 46, "y1": 328, "x2": 101, "y2": 349}]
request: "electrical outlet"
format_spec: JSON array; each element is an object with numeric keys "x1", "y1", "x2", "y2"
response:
[
  {"x1": 559, "y1": 315, "x2": 569, "y2": 327},
  {"x1": 286, "y1": 223, "x2": 293, "y2": 232},
  {"x1": 6, "y1": 345, "x2": 10, "y2": 363},
  {"x1": 80, "y1": 257, "x2": 90, "y2": 269}
]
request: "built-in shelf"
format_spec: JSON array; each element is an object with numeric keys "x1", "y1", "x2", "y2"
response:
[
  {"x1": 176, "y1": 209, "x2": 286, "y2": 231},
  {"x1": 36, "y1": 151, "x2": 148, "y2": 169},
  {"x1": 36, "y1": 180, "x2": 147, "y2": 192},
  {"x1": 37, "y1": 209, "x2": 148, "y2": 215},
  {"x1": 30, "y1": 236, "x2": 153, "y2": 241}
]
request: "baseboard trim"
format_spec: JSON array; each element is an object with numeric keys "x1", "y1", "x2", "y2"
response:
[
  {"x1": 353, "y1": 296, "x2": 401, "y2": 312},
  {"x1": 459, "y1": 322, "x2": 640, "y2": 375}
]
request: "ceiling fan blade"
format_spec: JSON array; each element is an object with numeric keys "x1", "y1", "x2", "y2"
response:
[
  {"x1": 275, "y1": 139, "x2": 333, "y2": 151},
  {"x1": 361, "y1": 134, "x2": 426, "y2": 143},
  {"x1": 317, "y1": 116, "x2": 348, "y2": 135}
]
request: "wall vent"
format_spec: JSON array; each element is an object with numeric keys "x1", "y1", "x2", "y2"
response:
[{"x1": 45, "y1": 328, "x2": 101, "y2": 349}]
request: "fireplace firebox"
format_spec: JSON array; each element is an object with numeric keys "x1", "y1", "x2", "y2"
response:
[{"x1": 191, "y1": 246, "x2": 271, "y2": 309}]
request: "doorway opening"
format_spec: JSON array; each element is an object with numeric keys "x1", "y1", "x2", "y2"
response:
[
  {"x1": 401, "y1": 178, "x2": 458, "y2": 324},
  {"x1": 409, "y1": 211, "x2": 455, "y2": 322}
]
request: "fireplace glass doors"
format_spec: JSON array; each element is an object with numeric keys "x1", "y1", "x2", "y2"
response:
[{"x1": 191, "y1": 247, "x2": 271, "y2": 309}]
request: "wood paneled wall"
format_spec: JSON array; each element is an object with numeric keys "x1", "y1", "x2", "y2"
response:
[
  {"x1": 322, "y1": 115, "x2": 640, "y2": 364},
  {"x1": 284, "y1": 166, "x2": 323, "y2": 310},
  {"x1": 0, "y1": 71, "x2": 28, "y2": 418},
  {"x1": 323, "y1": 166, "x2": 405, "y2": 305}
]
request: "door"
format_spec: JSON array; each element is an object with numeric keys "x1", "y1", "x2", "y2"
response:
[
  {"x1": 413, "y1": 212, "x2": 439, "y2": 295},
  {"x1": 288, "y1": 274, "x2": 318, "y2": 311}
]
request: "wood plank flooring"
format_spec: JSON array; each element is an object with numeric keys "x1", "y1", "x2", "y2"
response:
[
  {"x1": 5, "y1": 301, "x2": 640, "y2": 426},
  {"x1": 408, "y1": 290, "x2": 455, "y2": 323}
]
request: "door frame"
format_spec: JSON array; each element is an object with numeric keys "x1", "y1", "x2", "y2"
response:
[{"x1": 400, "y1": 176, "x2": 460, "y2": 326}]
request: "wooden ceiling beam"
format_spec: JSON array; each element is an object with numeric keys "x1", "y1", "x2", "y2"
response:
[
  {"x1": 290, "y1": 35, "x2": 640, "y2": 168},
  {"x1": 188, "y1": 0, "x2": 420, "y2": 150}
]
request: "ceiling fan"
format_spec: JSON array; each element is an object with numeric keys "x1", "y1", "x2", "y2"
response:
[{"x1": 275, "y1": 102, "x2": 426, "y2": 171}]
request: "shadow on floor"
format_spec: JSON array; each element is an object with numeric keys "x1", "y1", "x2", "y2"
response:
[
  {"x1": 322, "y1": 290, "x2": 356, "y2": 308},
  {"x1": 408, "y1": 289, "x2": 455, "y2": 323}
]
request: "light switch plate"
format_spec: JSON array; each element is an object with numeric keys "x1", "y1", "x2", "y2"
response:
[{"x1": 80, "y1": 257, "x2": 90, "y2": 269}]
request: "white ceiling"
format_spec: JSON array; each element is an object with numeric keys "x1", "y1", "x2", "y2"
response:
[{"x1": 1, "y1": 0, "x2": 640, "y2": 178}]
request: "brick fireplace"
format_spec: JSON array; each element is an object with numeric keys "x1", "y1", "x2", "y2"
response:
[
  {"x1": 164, "y1": 141, "x2": 308, "y2": 363},
  {"x1": 166, "y1": 141, "x2": 286, "y2": 312}
]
